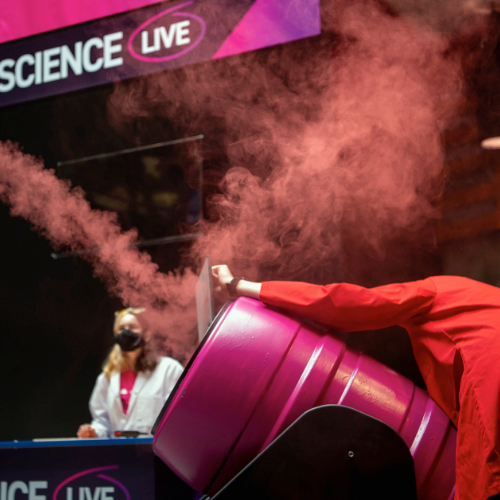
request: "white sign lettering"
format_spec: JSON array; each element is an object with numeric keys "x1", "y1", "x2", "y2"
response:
[
  {"x1": 0, "y1": 480, "x2": 48, "y2": 500},
  {"x1": 77, "y1": 487, "x2": 115, "y2": 500},
  {"x1": 141, "y1": 21, "x2": 191, "y2": 54},
  {"x1": 0, "y1": 31, "x2": 123, "y2": 93}
]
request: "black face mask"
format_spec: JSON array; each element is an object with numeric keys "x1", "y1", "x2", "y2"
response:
[{"x1": 115, "y1": 329, "x2": 145, "y2": 352}]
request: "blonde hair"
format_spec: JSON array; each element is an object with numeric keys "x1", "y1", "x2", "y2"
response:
[{"x1": 102, "y1": 307, "x2": 157, "y2": 378}]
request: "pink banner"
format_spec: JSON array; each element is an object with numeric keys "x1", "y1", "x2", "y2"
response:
[{"x1": 0, "y1": 0, "x2": 164, "y2": 44}]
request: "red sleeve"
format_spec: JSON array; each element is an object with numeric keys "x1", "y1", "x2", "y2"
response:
[{"x1": 259, "y1": 279, "x2": 437, "y2": 332}]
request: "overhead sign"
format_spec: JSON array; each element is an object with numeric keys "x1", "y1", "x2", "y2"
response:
[{"x1": 0, "y1": 0, "x2": 321, "y2": 107}]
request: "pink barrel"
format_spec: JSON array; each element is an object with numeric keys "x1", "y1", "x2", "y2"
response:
[{"x1": 153, "y1": 297, "x2": 456, "y2": 499}]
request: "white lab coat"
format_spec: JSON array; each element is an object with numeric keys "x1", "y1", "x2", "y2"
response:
[{"x1": 89, "y1": 357, "x2": 184, "y2": 437}]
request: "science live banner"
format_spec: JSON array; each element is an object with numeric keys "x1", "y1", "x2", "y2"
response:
[
  {"x1": 0, "y1": 0, "x2": 321, "y2": 107},
  {"x1": 0, "y1": 439, "x2": 198, "y2": 500}
]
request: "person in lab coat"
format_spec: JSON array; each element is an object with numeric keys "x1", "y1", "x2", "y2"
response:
[{"x1": 77, "y1": 307, "x2": 184, "y2": 438}]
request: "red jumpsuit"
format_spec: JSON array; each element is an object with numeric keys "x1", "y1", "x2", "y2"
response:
[{"x1": 259, "y1": 276, "x2": 500, "y2": 500}]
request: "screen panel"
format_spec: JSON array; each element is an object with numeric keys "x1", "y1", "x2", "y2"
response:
[{"x1": 196, "y1": 255, "x2": 215, "y2": 342}]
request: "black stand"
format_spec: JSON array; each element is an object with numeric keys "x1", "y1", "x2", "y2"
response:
[
  {"x1": 154, "y1": 456, "x2": 199, "y2": 500},
  {"x1": 210, "y1": 405, "x2": 418, "y2": 500}
]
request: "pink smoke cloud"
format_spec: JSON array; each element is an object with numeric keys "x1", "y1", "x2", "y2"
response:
[
  {"x1": 109, "y1": 0, "x2": 466, "y2": 283},
  {"x1": 0, "y1": 141, "x2": 197, "y2": 361}
]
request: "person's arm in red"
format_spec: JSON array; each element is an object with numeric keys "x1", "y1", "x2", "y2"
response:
[
  {"x1": 260, "y1": 280, "x2": 437, "y2": 332},
  {"x1": 212, "y1": 264, "x2": 437, "y2": 333}
]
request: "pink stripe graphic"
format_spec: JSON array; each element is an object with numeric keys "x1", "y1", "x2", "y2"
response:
[
  {"x1": 97, "y1": 474, "x2": 131, "y2": 500},
  {"x1": 52, "y1": 465, "x2": 118, "y2": 500},
  {"x1": 213, "y1": 0, "x2": 321, "y2": 60},
  {"x1": 0, "y1": 0, "x2": 165, "y2": 44}
]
